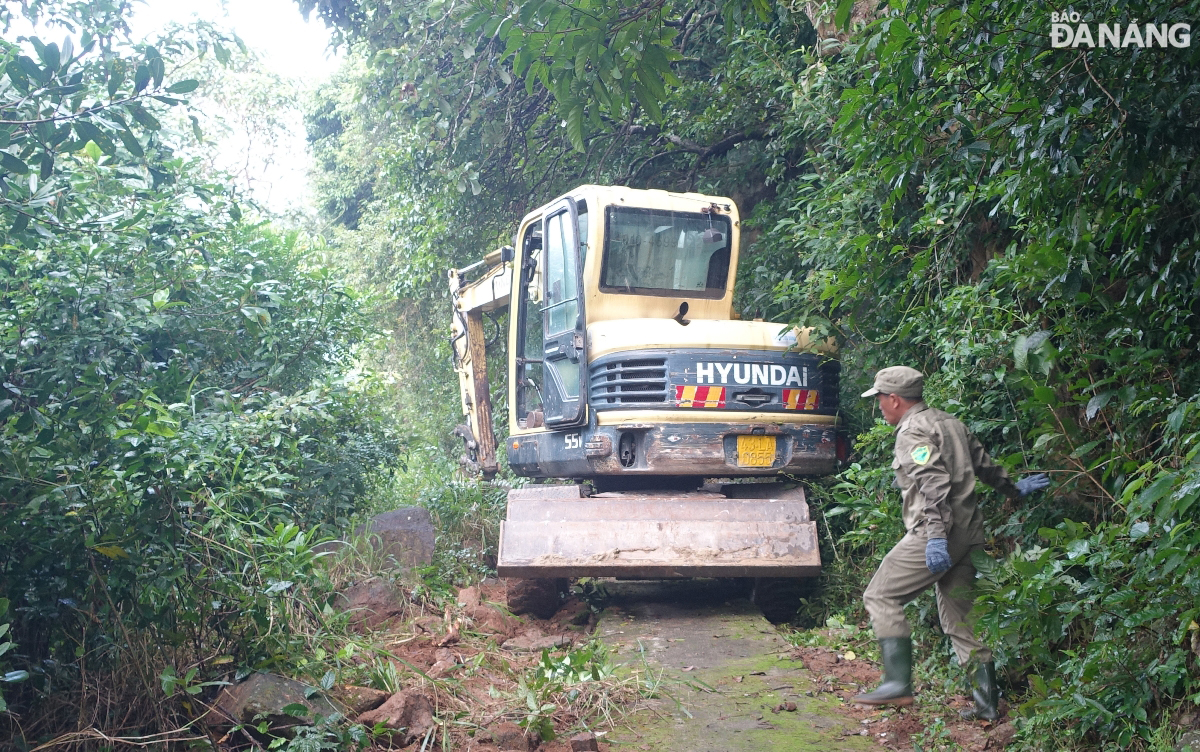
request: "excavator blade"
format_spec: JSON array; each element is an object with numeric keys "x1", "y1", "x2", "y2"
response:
[{"x1": 496, "y1": 485, "x2": 820, "y2": 579}]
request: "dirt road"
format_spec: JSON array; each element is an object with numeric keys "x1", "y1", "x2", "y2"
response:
[{"x1": 595, "y1": 582, "x2": 875, "y2": 752}]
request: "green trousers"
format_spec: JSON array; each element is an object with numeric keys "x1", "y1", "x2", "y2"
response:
[{"x1": 862, "y1": 532, "x2": 991, "y2": 665}]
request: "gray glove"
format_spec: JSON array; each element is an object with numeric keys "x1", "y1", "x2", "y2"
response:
[
  {"x1": 925, "y1": 537, "x2": 951, "y2": 574},
  {"x1": 1015, "y1": 473, "x2": 1050, "y2": 497}
]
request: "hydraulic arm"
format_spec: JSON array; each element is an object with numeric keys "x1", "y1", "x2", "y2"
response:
[{"x1": 448, "y1": 245, "x2": 513, "y2": 478}]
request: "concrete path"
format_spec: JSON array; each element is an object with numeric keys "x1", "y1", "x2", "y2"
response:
[{"x1": 596, "y1": 581, "x2": 873, "y2": 752}]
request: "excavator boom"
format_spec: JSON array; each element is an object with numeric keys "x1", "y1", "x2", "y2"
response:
[{"x1": 448, "y1": 246, "x2": 513, "y2": 477}]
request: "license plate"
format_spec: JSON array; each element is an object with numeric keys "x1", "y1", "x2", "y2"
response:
[{"x1": 736, "y1": 435, "x2": 776, "y2": 467}]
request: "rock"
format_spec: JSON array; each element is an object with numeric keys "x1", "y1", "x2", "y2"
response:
[
  {"x1": 505, "y1": 578, "x2": 564, "y2": 619},
  {"x1": 335, "y1": 578, "x2": 407, "y2": 629},
  {"x1": 413, "y1": 615, "x2": 443, "y2": 634},
  {"x1": 212, "y1": 673, "x2": 342, "y2": 732},
  {"x1": 570, "y1": 731, "x2": 600, "y2": 751},
  {"x1": 501, "y1": 633, "x2": 573, "y2": 652},
  {"x1": 429, "y1": 647, "x2": 460, "y2": 676},
  {"x1": 436, "y1": 622, "x2": 461, "y2": 647},
  {"x1": 355, "y1": 507, "x2": 435, "y2": 570},
  {"x1": 990, "y1": 722, "x2": 1017, "y2": 749},
  {"x1": 357, "y1": 689, "x2": 435, "y2": 746},
  {"x1": 428, "y1": 659, "x2": 457, "y2": 678},
  {"x1": 457, "y1": 585, "x2": 483, "y2": 608},
  {"x1": 330, "y1": 685, "x2": 389, "y2": 715},
  {"x1": 458, "y1": 585, "x2": 520, "y2": 638},
  {"x1": 490, "y1": 721, "x2": 534, "y2": 751},
  {"x1": 1177, "y1": 730, "x2": 1200, "y2": 752}
]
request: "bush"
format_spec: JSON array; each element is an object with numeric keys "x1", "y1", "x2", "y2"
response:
[{"x1": 0, "y1": 12, "x2": 402, "y2": 742}]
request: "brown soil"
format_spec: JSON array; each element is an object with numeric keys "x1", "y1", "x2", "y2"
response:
[
  {"x1": 324, "y1": 579, "x2": 615, "y2": 752},
  {"x1": 789, "y1": 644, "x2": 1017, "y2": 750},
  {"x1": 284, "y1": 578, "x2": 1016, "y2": 751}
]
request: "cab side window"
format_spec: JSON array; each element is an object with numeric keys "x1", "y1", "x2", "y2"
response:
[{"x1": 516, "y1": 223, "x2": 544, "y2": 428}]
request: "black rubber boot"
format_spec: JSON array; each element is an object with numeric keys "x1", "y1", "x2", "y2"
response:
[
  {"x1": 959, "y1": 661, "x2": 1000, "y2": 721},
  {"x1": 853, "y1": 637, "x2": 914, "y2": 706}
]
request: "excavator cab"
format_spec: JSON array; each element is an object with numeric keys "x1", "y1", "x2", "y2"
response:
[{"x1": 449, "y1": 187, "x2": 843, "y2": 600}]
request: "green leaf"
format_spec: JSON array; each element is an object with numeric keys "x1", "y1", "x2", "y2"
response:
[
  {"x1": 145, "y1": 421, "x2": 177, "y2": 438},
  {"x1": 39, "y1": 42, "x2": 61, "y2": 72},
  {"x1": 565, "y1": 104, "x2": 585, "y2": 152},
  {"x1": 1, "y1": 152, "x2": 30, "y2": 175},
  {"x1": 107, "y1": 64, "x2": 124, "y2": 97},
  {"x1": 1130, "y1": 473, "x2": 1176, "y2": 518},
  {"x1": 1085, "y1": 391, "x2": 1112, "y2": 421},
  {"x1": 83, "y1": 140, "x2": 103, "y2": 160},
  {"x1": 1013, "y1": 334, "x2": 1028, "y2": 371},
  {"x1": 59, "y1": 36, "x2": 74, "y2": 68},
  {"x1": 114, "y1": 208, "x2": 148, "y2": 230},
  {"x1": 166, "y1": 78, "x2": 198, "y2": 94},
  {"x1": 834, "y1": 0, "x2": 856, "y2": 29},
  {"x1": 149, "y1": 58, "x2": 165, "y2": 88},
  {"x1": 632, "y1": 80, "x2": 662, "y2": 121},
  {"x1": 73, "y1": 119, "x2": 105, "y2": 144},
  {"x1": 118, "y1": 128, "x2": 144, "y2": 157},
  {"x1": 127, "y1": 104, "x2": 161, "y2": 130},
  {"x1": 133, "y1": 64, "x2": 150, "y2": 93},
  {"x1": 18, "y1": 56, "x2": 47, "y2": 83},
  {"x1": 1033, "y1": 386, "x2": 1056, "y2": 404},
  {"x1": 264, "y1": 579, "x2": 294, "y2": 595},
  {"x1": 1166, "y1": 404, "x2": 1189, "y2": 434},
  {"x1": 1032, "y1": 432, "x2": 1058, "y2": 451},
  {"x1": 280, "y1": 702, "x2": 309, "y2": 718}
]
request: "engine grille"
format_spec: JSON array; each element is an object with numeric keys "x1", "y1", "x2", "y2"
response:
[{"x1": 590, "y1": 358, "x2": 668, "y2": 405}]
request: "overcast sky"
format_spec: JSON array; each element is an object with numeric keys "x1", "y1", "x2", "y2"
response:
[
  {"x1": 127, "y1": 0, "x2": 340, "y2": 83},
  {"x1": 128, "y1": 0, "x2": 343, "y2": 213}
]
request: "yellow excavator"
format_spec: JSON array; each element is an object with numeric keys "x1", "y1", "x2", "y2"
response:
[{"x1": 448, "y1": 185, "x2": 845, "y2": 618}]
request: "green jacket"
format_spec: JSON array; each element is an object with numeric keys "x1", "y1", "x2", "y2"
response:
[{"x1": 893, "y1": 402, "x2": 1020, "y2": 544}]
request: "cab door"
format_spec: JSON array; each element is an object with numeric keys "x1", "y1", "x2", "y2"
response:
[{"x1": 540, "y1": 198, "x2": 587, "y2": 426}]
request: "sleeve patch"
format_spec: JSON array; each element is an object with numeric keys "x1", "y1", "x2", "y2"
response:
[{"x1": 911, "y1": 445, "x2": 931, "y2": 465}]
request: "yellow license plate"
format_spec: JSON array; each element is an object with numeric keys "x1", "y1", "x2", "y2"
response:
[{"x1": 736, "y1": 435, "x2": 776, "y2": 467}]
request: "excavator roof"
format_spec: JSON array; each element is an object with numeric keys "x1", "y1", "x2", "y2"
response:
[{"x1": 526, "y1": 184, "x2": 738, "y2": 221}]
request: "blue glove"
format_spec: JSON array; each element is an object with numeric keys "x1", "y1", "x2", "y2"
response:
[
  {"x1": 925, "y1": 537, "x2": 952, "y2": 575},
  {"x1": 1014, "y1": 473, "x2": 1050, "y2": 497}
]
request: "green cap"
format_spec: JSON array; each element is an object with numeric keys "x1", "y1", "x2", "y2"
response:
[{"x1": 861, "y1": 366, "x2": 924, "y2": 399}]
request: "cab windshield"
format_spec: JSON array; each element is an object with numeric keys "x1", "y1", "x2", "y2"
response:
[{"x1": 600, "y1": 207, "x2": 731, "y2": 298}]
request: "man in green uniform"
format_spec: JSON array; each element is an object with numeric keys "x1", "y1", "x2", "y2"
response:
[{"x1": 853, "y1": 366, "x2": 1049, "y2": 719}]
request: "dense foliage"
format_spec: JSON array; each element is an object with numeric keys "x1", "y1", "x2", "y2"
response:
[
  {"x1": 755, "y1": 0, "x2": 1200, "y2": 746},
  {"x1": 0, "y1": 2, "x2": 400, "y2": 740},
  {"x1": 303, "y1": 0, "x2": 1199, "y2": 747}
]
